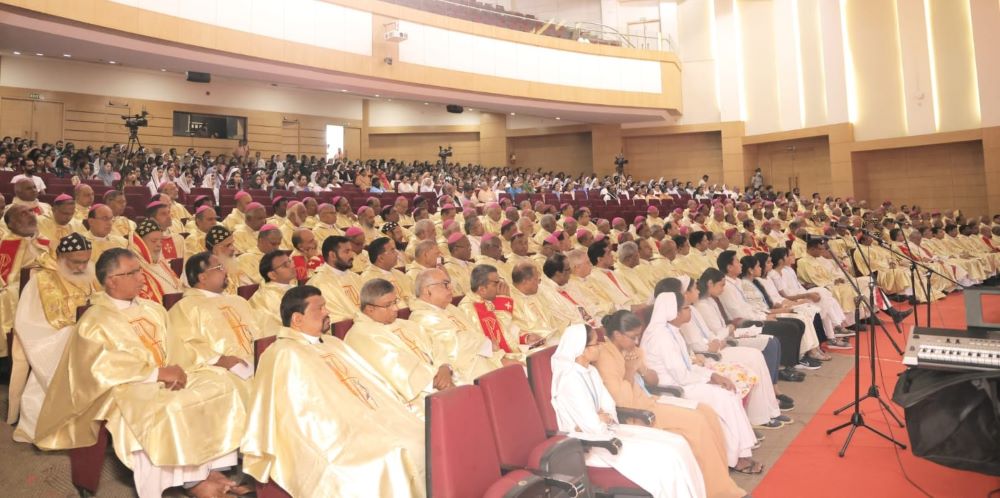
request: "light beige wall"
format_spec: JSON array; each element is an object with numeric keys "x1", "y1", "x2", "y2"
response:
[
  {"x1": 746, "y1": 136, "x2": 832, "y2": 196},
  {"x1": 623, "y1": 131, "x2": 723, "y2": 186},
  {"x1": 367, "y1": 132, "x2": 481, "y2": 164}
]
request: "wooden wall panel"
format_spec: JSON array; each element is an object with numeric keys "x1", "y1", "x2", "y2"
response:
[
  {"x1": 367, "y1": 132, "x2": 481, "y2": 164},
  {"x1": 852, "y1": 140, "x2": 987, "y2": 216},
  {"x1": 623, "y1": 132, "x2": 723, "y2": 186},
  {"x1": 0, "y1": 85, "x2": 350, "y2": 159},
  {"x1": 749, "y1": 136, "x2": 832, "y2": 195},
  {"x1": 507, "y1": 132, "x2": 593, "y2": 177}
]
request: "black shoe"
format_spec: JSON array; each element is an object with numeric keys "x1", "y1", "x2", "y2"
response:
[
  {"x1": 886, "y1": 307, "x2": 914, "y2": 324},
  {"x1": 778, "y1": 368, "x2": 805, "y2": 382},
  {"x1": 777, "y1": 394, "x2": 795, "y2": 411}
]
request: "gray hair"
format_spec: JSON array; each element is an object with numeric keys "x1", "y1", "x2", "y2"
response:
[
  {"x1": 566, "y1": 249, "x2": 588, "y2": 267},
  {"x1": 359, "y1": 278, "x2": 395, "y2": 310},
  {"x1": 413, "y1": 219, "x2": 435, "y2": 239},
  {"x1": 618, "y1": 241, "x2": 638, "y2": 261},
  {"x1": 510, "y1": 262, "x2": 536, "y2": 285},
  {"x1": 469, "y1": 264, "x2": 497, "y2": 292},
  {"x1": 414, "y1": 268, "x2": 445, "y2": 297},
  {"x1": 414, "y1": 239, "x2": 439, "y2": 260}
]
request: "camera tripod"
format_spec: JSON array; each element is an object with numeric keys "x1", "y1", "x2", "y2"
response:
[{"x1": 122, "y1": 125, "x2": 144, "y2": 171}]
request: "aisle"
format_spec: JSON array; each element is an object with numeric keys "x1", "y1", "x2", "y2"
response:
[{"x1": 752, "y1": 293, "x2": 1000, "y2": 498}]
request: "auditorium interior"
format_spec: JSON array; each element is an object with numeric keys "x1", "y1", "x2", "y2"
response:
[{"x1": 0, "y1": 0, "x2": 999, "y2": 497}]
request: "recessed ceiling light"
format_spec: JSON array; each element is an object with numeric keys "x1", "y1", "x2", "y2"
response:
[
  {"x1": 374, "y1": 94, "x2": 380, "y2": 97},
  {"x1": 423, "y1": 102, "x2": 429, "y2": 105},
  {"x1": 109, "y1": 60, "x2": 117, "y2": 64},
  {"x1": 161, "y1": 68, "x2": 167, "y2": 72},
  {"x1": 340, "y1": 89, "x2": 347, "y2": 92},
  {"x1": 35, "y1": 53, "x2": 43, "y2": 56},
  {"x1": 510, "y1": 112, "x2": 516, "y2": 116},
  {"x1": 12, "y1": 51, "x2": 20, "y2": 55},
  {"x1": 555, "y1": 117, "x2": 561, "y2": 120},
  {"x1": 468, "y1": 108, "x2": 475, "y2": 111},
  {"x1": 62, "y1": 54, "x2": 71, "y2": 58},
  {"x1": 387, "y1": 99, "x2": 392, "y2": 102}
]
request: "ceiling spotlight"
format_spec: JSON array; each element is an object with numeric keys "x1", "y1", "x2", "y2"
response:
[
  {"x1": 555, "y1": 117, "x2": 561, "y2": 120},
  {"x1": 63, "y1": 54, "x2": 71, "y2": 58},
  {"x1": 374, "y1": 94, "x2": 380, "y2": 97},
  {"x1": 340, "y1": 89, "x2": 347, "y2": 92},
  {"x1": 423, "y1": 102, "x2": 429, "y2": 105},
  {"x1": 109, "y1": 60, "x2": 117, "y2": 64},
  {"x1": 161, "y1": 68, "x2": 167, "y2": 72},
  {"x1": 12, "y1": 51, "x2": 20, "y2": 55},
  {"x1": 35, "y1": 53, "x2": 43, "y2": 56},
  {"x1": 510, "y1": 112, "x2": 516, "y2": 116}
]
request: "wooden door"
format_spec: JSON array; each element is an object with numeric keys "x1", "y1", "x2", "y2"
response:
[
  {"x1": 0, "y1": 98, "x2": 33, "y2": 140},
  {"x1": 767, "y1": 148, "x2": 798, "y2": 192},
  {"x1": 343, "y1": 127, "x2": 361, "y2": 160},
  {"x1": 31, "y1": 101, "x2": 63, "y2": 144},
  {"x1": 281, "y1": 121, "x2": 300, "y2": 156}
]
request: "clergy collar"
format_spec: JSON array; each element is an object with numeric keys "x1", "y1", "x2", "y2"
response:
[
  {"x1": 328, "y1": 264, "x2": 350, "y2": 276},
  {"x1": 196, "y1": 288, "x2": 222, "y2": 298},
  {"x1": 299, "y1": 332, "x2": 322, "y2": 344},
  {"x1": 108, "y1": 295, "x2": 136, "y2": 309},
  {"x1": 269, "y1": 281, "x2": 293, "y2": 289}
]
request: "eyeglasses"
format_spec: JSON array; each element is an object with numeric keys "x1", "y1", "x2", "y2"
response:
[
  {"x1": 368, "y1": 298, "x2": 400, "y2": 309},
  {"x1": 277, "y1": 259, "x2": 294, "y2": 269},
  {"x1": 109, "y1": 268, "x2": 142, "y2": 278},
  {"x1": 204, "y1": 264, "x2": 225, "y2": 273},
  {"x1": 428, "y1": 280, "x2": 452, "y2": 289}
]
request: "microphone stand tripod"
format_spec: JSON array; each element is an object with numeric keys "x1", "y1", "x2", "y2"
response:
[
  {"x1": 881, "y1": 232, "x2": 964, "y2": 328},
  {"x1": 827, "y1": 230, "x2": 907, "y2": 457}
]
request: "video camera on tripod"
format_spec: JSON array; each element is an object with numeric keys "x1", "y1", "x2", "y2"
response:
[
  {"x1": 614, "y1": 153, "x2": 628, "y2": 175},
  {"x1": 438, "y1": 145, "x2": 453, "y2": 163},
  {"x1": 121, "y1": 111, "x2": 149, "y2": 132}
]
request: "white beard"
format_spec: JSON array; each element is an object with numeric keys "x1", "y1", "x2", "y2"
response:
[{"x1": 57, "y1": 259, "x2": 96, "y2": 288}]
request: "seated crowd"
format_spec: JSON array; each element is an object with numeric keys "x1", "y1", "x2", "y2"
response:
[{"x1": 2, "y1": 137, "x2": 1000, "y2": 498}]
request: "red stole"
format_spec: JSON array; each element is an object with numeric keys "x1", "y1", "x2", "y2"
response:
[
  {"x1": 161, "y1": 235, "x2": 179, "y2": 259},
  {"x1": 983, "y1": 236, "x2": 999, "y2": 252},
  {"x1": 131, "y1": 234, "x2": 165, "y2": 303},
  {"x1": 292, "y1": 254, "x2": 322, "y2": 281},
  {"x1": 472, "y1": 297, "x2": 514, "y2": 353},
  {"x1": 0, "y1": 239, "x2": 23, "y2": 285}
]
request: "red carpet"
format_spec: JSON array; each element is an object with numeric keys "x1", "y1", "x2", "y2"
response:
[{"x1": 753, "y1": 293, "x2": 1000, "y2": 498}]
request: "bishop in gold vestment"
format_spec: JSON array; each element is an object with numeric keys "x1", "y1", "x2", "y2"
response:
[{"x1": 241, "y1": 286, "x2": 425, "y2": 498}]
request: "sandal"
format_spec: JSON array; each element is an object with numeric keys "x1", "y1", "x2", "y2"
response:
[{"x1": 732, "y1": 459, "x2": 765, "y2": 475}]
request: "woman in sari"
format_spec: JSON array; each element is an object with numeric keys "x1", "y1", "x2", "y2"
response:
[
  {"x1": 594, "y1": 314, "x2": 751, "y2": 497},
  {"x1": 552, "y1": 324, "x2": 706, "y2": 498}
]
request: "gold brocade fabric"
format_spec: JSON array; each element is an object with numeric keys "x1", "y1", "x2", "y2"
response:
[
  {"x1": 308, "y1": 264, "x2": 365, "y2": 322},
  {"x1": 247, "y1": 281, "x2": 289, "y2": 336},
  {"x1": 360, "y1": 266, "x2": 415, "y2": 307},
  {"x1": 222, "y1": 209, "x2": 245, "y2": 231},
  {"x1": 236, "y1": 249, "x2": 264, "y2": 285},
  {"x1": 111, "y1": 216, "x2": 136, "y2": 239},
  {"x1": 408, "y1": 299, "x2": 504, "y2": 383},
  {"x1": 233, "y1": 225, "x2": 259, "y2": 255},
  {"x1": 34, "y1": 293, "x2": 247, "y2": 468},
  {"x1": 510, "y1": 287, "x2": 569, "y2": 344},
  {"x1": 241, "y1": 327, "x2": 425, "y2": 498},
  {"x1": 312, "y1": 222, "x2": 343, "y2": 245},
  {"x1": 0, "y1": 234, "x2": 46, "y2": 354},
  {"x1": 82, "y1": 231, "x2": 128, "y2": 263},
  {"x1": 35, "y1": 267, "x2": 97, "y2": 330},
  {"x1": 344, "y1": 313, "x2": 439, "y2": 414},
  {"x1": 167, "y1": 289, "x2": 262, "y2": 367},
  {"x1": 442, "y1": 257, "x2": 471, "y2": 297}
]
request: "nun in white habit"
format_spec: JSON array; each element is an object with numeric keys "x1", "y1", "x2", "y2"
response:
[
  {"x1": 673, "y1": 275, "x2": 784, "y2": 427},
  {"x1": 551, "y1": 324, "x2": 706, "y2": 498},
  {"x1": 640, "y1": 290, "x2": 759, "y2": 470}
]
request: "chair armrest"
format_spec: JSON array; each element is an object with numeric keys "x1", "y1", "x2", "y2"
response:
[
  {"x1": 647, "y1": 384, "x2": 685, "y2": 397},
  {"x1": 579, "y1": 437, "x2": 622, "y2": 456},
  {"x1": 539, "y1": 473, "x2": 586, "y2": 497},
  {"x1": 695, "y1": 351, "x2": 722, "y2": 361},
  {"x1": 616, "y1": 407, "x2": 656, "y2": 426}
]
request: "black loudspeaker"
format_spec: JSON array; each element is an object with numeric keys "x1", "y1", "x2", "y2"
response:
[
  {"x1": 446, "y1": 104, "x2": 464, "y2": 114},
  {"x1": 186, "y1": 71, "x2": 211, "y2": 83}
]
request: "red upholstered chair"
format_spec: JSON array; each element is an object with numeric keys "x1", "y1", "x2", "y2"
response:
[
  {"x1": 19, "y1": 267, "x2": 31, "y2": 294},
  {"x1": 162, "y1": 292, "x2": 184, "y2": 310},
  {"x1": 426, "y1": 385, "x2": 545, "y2": 498},
  {"x1": 169, "y1": 258, "x2": 184, "y2": 278},
  {"x1": 397, "y1": 308, "x2": 411, "y2": 320},
  {"x1": 451, "y1": 295, "x2": 463, "y2": 306},
  {"x1": 332, "y1": 319, "x2": 353, "y2": 340},
  {"x1": 478, "y1": 365, "x2": 651, "y2": 497},
  {"x1": 254, "y1": 335, "x2": 278, "y2": 366},
  {"x1": 237, "y1": 284, "x2": 259, "y2": 300}
]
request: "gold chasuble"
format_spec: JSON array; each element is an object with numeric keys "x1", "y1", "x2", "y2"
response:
[
  {"x1": 167, "y1": 289, "x2": 262, "y2": 367},
  {"x1": 233, "y1": 225, "x2": 259, "y2": 255},
  {"x1": 34, "y1": 294, "x2": 247, "y2": 468},
  {"x1": 510, "y1": 287, "x2": 571, "y2": 345},
  {"x1": 408, "y1": 299, "x2": 504, "y2": 383},
  {"x1": 0, "y1": 233, "x2": 49, "y2": 355},
  {"x1": 241, "y1": 327, "x2": 425, "y2": 498},
  {"x1": 247, "y1": 281, "x2": 291, "y2": 336},
  {"x1": 344, "y1": 313, "x2": 441, "y2": 415},
  {"x1": 307, "y1": 264, "x2": 364, "y2": 322}
]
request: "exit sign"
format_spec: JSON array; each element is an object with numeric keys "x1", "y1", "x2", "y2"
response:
[{"x1": 28, "y1": 93, "x2": 41, "y2": 100}]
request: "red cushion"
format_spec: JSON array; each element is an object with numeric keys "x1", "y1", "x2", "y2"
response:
[
  {"x1": 476, "y1": 365, "x2": 549, "y2": 467},
  {"x1": 526, "y1": 347, "x2": 559, "y2": 434},
  {"x1": 427, "y1": 386, "x2": 503, "y2": 498},
  {"x1": 482, "y1": 469, "x2": 538, "y2": 498},
  {"x1": 332, "y1": 319, "x2": 353, "y2": 339},
  {"x1": 254, "y1": 336, "x2": 278, "y2": 365}
]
